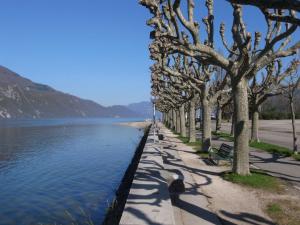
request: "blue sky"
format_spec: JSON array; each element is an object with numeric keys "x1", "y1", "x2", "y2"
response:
[
  {"x1": 0, "y1": 0, "x2": 152, "y2": 106},
  {"x1": 0, "y1": 1, "x2": 298, "y2": 106}
]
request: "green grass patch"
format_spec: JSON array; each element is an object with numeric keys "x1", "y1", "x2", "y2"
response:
[
  {"x1": 212, "y1": 131, "x2": 234, "y2": 142},
  {"x1": 176, "y1": 135, "x2": 202, "y2": 150},
  {"x1": 267, "y1": 203, "x2": 282, "y2": 214},
  {"x1": 213, "y1": 130, "x2": 299, "y2": 160},
  {"x1": 266, "y1": 200, "x2": 300, "y2": 225},
  {"x1": 177, "y1": 135, "x2": 190, "y2": 143},
  {"x1": 222, "y1": 170, "x2": 283, "y2": 192},
  {"x1": 196, "y1": 150, "x2": 209, "y2": 158},
  {"x1": 250, "y1": 141, "x2": 293, "y2": 157},
  {"x1": 170, "y1": 128, "x2": 179, "y2": 135},
  {"x1": 292, "y1": 153, "x2": 300, "y2": 161},
  {"x1": 187, "y1": 142, "x2": 202, "y2": 148},
  {"x1": 176, "y1": 134, "x2": 207, "y2": 157}
]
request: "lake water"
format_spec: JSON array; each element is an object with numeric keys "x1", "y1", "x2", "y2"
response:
[{"x1": 0, "y1": 118, "x2": 145, "y2": 225}]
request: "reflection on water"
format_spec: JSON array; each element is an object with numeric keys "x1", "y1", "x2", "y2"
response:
[{"x1": 0, "y1": 118, "x2": 143, "y2": 225}]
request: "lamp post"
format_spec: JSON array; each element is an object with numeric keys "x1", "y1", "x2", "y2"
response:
[
  {"x1": 151, "y1": 96, "x2": 157, "y2": 143},
  {"x1": 153, "y1": 101, "x2": 156, "y2": 125}
]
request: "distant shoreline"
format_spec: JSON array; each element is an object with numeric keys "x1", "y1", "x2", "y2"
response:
[{"x1": 117, "y1": 121, "x2": 152, "y2": 129}]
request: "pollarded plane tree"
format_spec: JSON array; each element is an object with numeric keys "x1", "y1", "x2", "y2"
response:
[
  {"x1": 182, "y1": 59, "x2": 231, "y2": 152},
  {"x1": 280, "y1": 60, "x2": 300, "y2": 154},
  {"x1": 249, "y1": 59, "x2": 300, "y2": 142},
  {"x1": 151, "y1": 60, "x2": 192, "y2": 136},
  {"x1": 160, "y1": 77, "x2": 191, "y2": 137},
  {"x1": 163, "y1": 58, "x2": 199, "y2": 142},
  {"x1": 140, "y1": 0, "x2": 299, "y2": 175},
  {"x1": 144, "y1": 0, "x2": 203, "y2": 143},
  {"x1": 152, "y1": 81, "x2": 178, "y2": 129},
  {"x1": 164, "y1": 80, "x2": 186, "y2": 135},
  {"x1": 151, "y1": 70, "x2": 171, "y2": 123},
  {"x1": 153, "y1": 84, "x2": 174, "y2": 129},
  {"x1": 150, "y1": 39, "x2": 182, "y2": 132},
  {"x1": 211, "y1": 66, "x2": 232, "y2": 134},
  {"x1": 149, "y1": 38, "x2": 200, "y2": 142},
  {"x1": 151, "y1": 65, "x2": 174, "y2": 127},
  {"x1": 150, "y1": 36, "x2": 231, "y2": 151},
  {"x1": 165, "y1": 55, "x2": 194, "y2": 138},
  {"x1": 215, "y1": 94, "x2": 232, "y2": 133},
  {"x1": 156, "y1": 50, "x2": 227, "y2": 149},
  {"x1": 152, "y1": 54, "x2": 196, "y2": 138},
  {"x1": 151, "y1": 69, "x2": 180, "y2": 131},
  {"x1": 227, "y1": 0, "x2": 300, "y2": 26},
  {"x1": 147, "y1": 0, "x2": 227, "y2": 149}
]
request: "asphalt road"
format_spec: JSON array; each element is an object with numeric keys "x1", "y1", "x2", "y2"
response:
[
  {"x1": 208, "y1": 120, "x2": 300, "y2": 188},
  {"x1": 212, "y1": 120, "x2": 300, "y2": 150},
  {"x1": 209, "y1": 137, "x2": 300, "y2": 189},
  {"x1": 249, "y1": 150, "x2": 300, "y2": 188}
]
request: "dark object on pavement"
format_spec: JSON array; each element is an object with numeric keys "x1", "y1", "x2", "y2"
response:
[{"x1": 169, "y1": 176, "x2": 185, "y2": 194}]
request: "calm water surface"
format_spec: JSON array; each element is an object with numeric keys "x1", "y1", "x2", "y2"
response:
[{"x1": 0, "y1": 118, "x2": 144, "y2": 225}]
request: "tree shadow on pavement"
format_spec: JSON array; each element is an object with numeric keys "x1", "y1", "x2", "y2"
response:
[
  {"x1": 125, "y1": 207, "x2": 161, "y2": 225},
  {"x1": 171, "y1": 194, "x2": 221, "y2": 224},
  {"x1": 250, "y1": 153, "x2": 300, "y2": 167},
  {"x1": 219, "y1": 210, "x2": 275, "y2": 225}
]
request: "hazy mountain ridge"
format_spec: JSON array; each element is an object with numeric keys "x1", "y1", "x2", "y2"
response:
[
  {"x1": 0, "y1": 66, "x2": 141, "y2": 119},
  {"x1": 127, "y1": 101, "x2": 153, "y2": 118}
]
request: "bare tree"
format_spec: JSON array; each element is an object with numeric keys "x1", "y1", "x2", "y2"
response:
[
  {"x1": 152, "y1": 48, "x2": 230, "y2": 151},
  {"x1": 249, "y1": 60, "x2": 300, "y2": 142},
  {"x1": 213, "y1": 66, "x2": 231, "y2": 133},
  {"x1": 227, "y1": 0, "x2": 300, "y2": 25},
  {"x1": 151, "y1": 59, "x2": 193, "y2": 137},
  {"x1": 281, "y1": 62, "x2": 300, "y2": 153},
  {"x1": 140, "y1": 0, "x2": 299, "y2": 175}
]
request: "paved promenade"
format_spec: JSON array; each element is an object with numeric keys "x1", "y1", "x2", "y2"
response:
[
  {"x1": 160, "y1": 132, "x2": 221, "y2": 225},
  {"x1": 120, "y1": 125, "x2": 221, "y2": 225},
  {"x1": 119, "y1": 128, "x2": 175, "y2": 225},
  {"x1": 120, "y1": 124, "x2": 278, "y2": 225}
]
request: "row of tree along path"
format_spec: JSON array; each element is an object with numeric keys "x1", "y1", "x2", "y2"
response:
[{"x1": 139, "y1": 0, "x2": 299, "y2": 175}]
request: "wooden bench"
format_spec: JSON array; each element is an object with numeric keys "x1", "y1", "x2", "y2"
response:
[{"x1": 209, "y1": 143, "x2": 234, "y2": 165}]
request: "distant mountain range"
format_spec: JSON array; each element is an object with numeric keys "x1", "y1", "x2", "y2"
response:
[
  {"x1": 127, "y1": 101, "x2": 153, "y2": 118},
  {"x1": 0, "y1": 66, "x2": 153, "y2": 119}
]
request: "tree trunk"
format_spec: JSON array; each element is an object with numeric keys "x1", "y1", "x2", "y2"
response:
[
  {"x1": 180, "y1": 104, "x2": 187, "y2": 137},
  {"x1": 216, "y1": 104, "x2": 222, "y2": 133},
  {"x1": 290, "y1": 97, "x2": 298, "y2": 153},
  {"x1": 197, "y1": 120, "x2": 201, "y2": 131},
  {"x1": 232, "y1": 77, "x2": 250, "y2": 175},
  {"x1": 167, "y1": 111, "x2": 172, "y2": 128},
  {"x1": 165, "y1": 112, "x2": 169, "y2": 127},
  {"x1": 167, "y1": 112, "x2": 170, "y2": 127},
  {"x1": 201, "y1": 88, "x2": 211, "y2": 152},
  {"x1": 169, "y1": 111, "x2": 173, "y2": 128},
  {"x1": 230, "y1": 112, "x2": 235, "y2": 136},
  {"x1": 251, "y1": 109, "x2": 260, "y2": 142},
  {"x1": 176, "y1": 109, "x2": 181, "y2": 134},
  {"x1": 172, "y1": 109, "x2": 176, "y2": 131},
  {"x1": 189, "y1": 97, "x2": 196, "y2": 142}
]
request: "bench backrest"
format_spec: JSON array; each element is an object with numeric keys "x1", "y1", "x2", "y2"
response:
[{"x1": 218, "y1": 143, "x2": 234, "y2": 158}]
